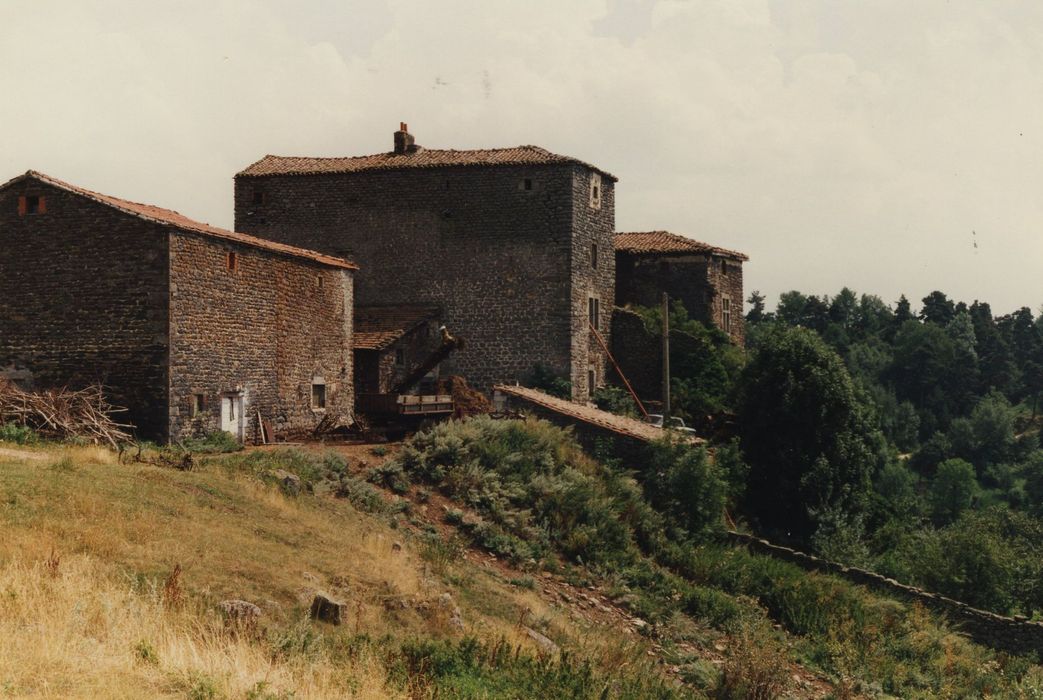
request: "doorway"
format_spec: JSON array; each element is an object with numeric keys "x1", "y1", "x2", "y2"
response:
[{"x1": 220, "y1": 392, "x2": 245, "y2": 442}]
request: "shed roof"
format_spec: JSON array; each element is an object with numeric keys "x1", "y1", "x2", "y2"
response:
[
  {"x1": 3, "y1": 170, "x2": 358, "y2": 270},
  {"x1": 614, "y1": 230, "x2": 748, "y2": 261},
  {"x1": 237, "y1": 145, "x2": 617, "y2": 182},
  {"x1": 353, "y1": 305, "x2": 441, "y2": 351}
]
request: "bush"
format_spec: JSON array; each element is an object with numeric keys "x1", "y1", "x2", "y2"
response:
[
  {"x1": 0, "y1": 422, "x2": 38, "y2": 445},
  {"x1": 180, "y1": 430, "x2": 242, "y2": 453},
  {"x1": 641, "y1": 438, "x2": 727, "y2": 538}
]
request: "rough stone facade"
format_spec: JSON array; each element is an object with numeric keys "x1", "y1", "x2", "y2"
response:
[
  {"x1": 0, "y1": 171, "x2": 354, "y2": 442},
  {"x1": 614, "y1": 232, "x2": 746, "y2": 346},
  {"x1": 234, "y1": 131, "x2": 616, "y2": 401},
  {"x1": 0, "y1": 176, "x2": 171, "y2": 439},
  {"x1": 168, "y1": 231, "x2": 354, "y2": 443}
]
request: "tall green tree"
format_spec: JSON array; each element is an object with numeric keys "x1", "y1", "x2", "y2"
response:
[{"x1": 737, "y1": 326, "x2": 883, "y2": 540}]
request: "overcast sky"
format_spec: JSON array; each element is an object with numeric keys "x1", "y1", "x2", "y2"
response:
[{"x1": 2, "y1": 1, "x2": 1040, "y2": 315}]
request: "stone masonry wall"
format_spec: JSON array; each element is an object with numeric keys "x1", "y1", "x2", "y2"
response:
[
  {"x1": 235, "y1": 163, "x2": 612, "y2": 401},
  {"x1": 724, "y1": 531, "x2": 1043, "y2": 656},
  {"x1": 167, "y1": 231, "x2": 353, "y2": 442},
  {"x1": 0, "y1": 179, "x2": 170, "y2": 439},
  {"x1": 616, "y1": 253, "x2": 745, "y2": 346}
]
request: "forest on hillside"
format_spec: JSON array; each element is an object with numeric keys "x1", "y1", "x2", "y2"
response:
[{"x1": 604, "y1": 289, "x2": 1043, "y2": 619}]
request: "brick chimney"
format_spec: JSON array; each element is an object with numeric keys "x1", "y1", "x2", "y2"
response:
[{"x1": 393, "y1": 122, "x2": 417, "y2": 154}]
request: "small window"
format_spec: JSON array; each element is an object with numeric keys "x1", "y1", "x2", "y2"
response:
[
  {"x1": 522, "y1": 178, "x2": 533, "y2": 191},
  {"x1": 226, "y1": 251, "x2": 237, "y2": 272},
  {"x1": 590, "y1": 243, "x2": 598, "y2": 270},
  {"x1": 587, "y1": 369, "x2": 596, "y2": 398},
  {"x1": 191, "y1": 394, "x2": 205, "y2": 417},
  {"x1": 316, "y1": 275, "x2": 324, "y2": 289},
  {"x1": 588, "y1": 297, "x2": 600, "y2": 331},
  {"x1": 589, "y1": 173, "x2": 602, "y2": 209},
  {"x1": 311, "y1": 381, "x2": 326, "y2": 410},
  {"x1": 394, "y1": 348, "x2": 405, "y2": 366},
  {"x1": 18, "y1": 195, "x2": 45, "y2": 216},
  {"x1": 251, "y1": 190, "x2": 265, "y2": 205},
  {"x1": 722, "y1": 297, "x2": 732, "y2": 334},
  {"x1": 720, "y1": 258, "x2": 728, "y2": 275}
]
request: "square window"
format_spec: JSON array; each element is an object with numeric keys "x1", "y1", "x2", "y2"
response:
[
  {"x1": 252, "y1": 190, "x2": 265, "y2": 205},
  {"x1": 311, "y1": 382, "x2": 326, "y2": 410},
  {"x1": 226, "y1": 251, "x2": 237, "y2": 272},
  {"x1": 191, "y1": 394, "x2": 205, "y2": 417},
  {"x1": 19, "y1": 195, "x2": 45, "y2": 215}
]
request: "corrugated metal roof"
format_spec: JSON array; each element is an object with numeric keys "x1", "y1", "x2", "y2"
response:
[{"x1": 614, "y1": 231, "x2": 748, "y2": 261}]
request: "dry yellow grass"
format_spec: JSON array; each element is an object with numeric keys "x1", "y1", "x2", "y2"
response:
[{"x1": 0, "y1": 443, "x2": 609, "y2": 698}]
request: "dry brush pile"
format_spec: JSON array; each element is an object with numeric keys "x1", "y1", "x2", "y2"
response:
[{"x1": 0, "y1": 378, "x2": 132, "y2": 448}]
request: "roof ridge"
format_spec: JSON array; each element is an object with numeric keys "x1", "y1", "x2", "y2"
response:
[{"x1": 7, "y1": 170, "x2": 358, "y2": 270}]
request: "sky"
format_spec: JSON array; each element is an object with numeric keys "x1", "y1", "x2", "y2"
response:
[{"x1": 2, "y1": 0, "x2": 1041, "y2": 315}]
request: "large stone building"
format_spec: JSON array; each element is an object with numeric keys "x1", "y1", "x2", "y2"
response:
[
  {"x1": 0, "y1": 170, "x2": 356, "y2": 442},
  {"x1": 234, "y1": 125, "x2": 616, "y2": 400},
  {"x1": 614, "y1": 230, "x2": 747, "y2": 345}
]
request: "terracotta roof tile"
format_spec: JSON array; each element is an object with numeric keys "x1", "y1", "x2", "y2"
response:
[
  {"x1": 237, "y1": 146, "x2": 617, "y2": 181},
  {"x1": 353, "y1": 305, "x2": 441, "y2": 351},
  {"x1": 6, "y1": 170, "x2": 357, "y2": 270},
  {"x1": 614, "y1": 231, "x2": 748, "y2": 261},
  {"x1": 494, "y1": 384, "x2": 702, "y2": 445}
]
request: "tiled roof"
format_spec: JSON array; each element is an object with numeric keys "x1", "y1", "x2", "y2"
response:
[
  {"x1": 353, "y1": 304, "x2": 441, "y2": 351},
  {"x1": 237, "y1": 146, "x2": 617, "y2": 181},
  {"x1": 614, "y1": 231, "x2": 748, "y2": 261},
  {"x1": 493, "y1": 384, "x2": 703, "y2": 445},
  {"x1": 4, "y1": 170, "x2": 357, "y2": 270}
]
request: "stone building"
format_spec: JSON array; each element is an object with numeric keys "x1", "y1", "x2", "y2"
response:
[
  {"x1": 234, "y1": 124, "x2": 616, "y2": 400},
  {"x1": 614, "y1": 230, "x2": 748, "y2": 345},
  {"x1": 353, "y1": 304, "x2": 443, "y2": 397},
  {"x1": 0, "y1": 170, "x2": 356, "y2": 442}
]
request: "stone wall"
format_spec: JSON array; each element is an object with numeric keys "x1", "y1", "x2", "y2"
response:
[
  {"x1": 168, "y1": 230, "x2": 353, "y2": 442},
  {"x1": 724, "y1": 531, "x2": 1043, "y2": 656},
  {"x1": 615, "y1": 253, "x2": 745, "y2": 346},
  {"x1": 234, "y1": 163, "x2": 614, "y2": 400},
  {"x1": 0, "y1": 178, "x2": 170, "y2": 439},
  {"x1": 610, "y1": 308, "x2": 662, "y2": 403}
]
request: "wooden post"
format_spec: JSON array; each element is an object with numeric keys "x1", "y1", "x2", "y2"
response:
[{"x1": 662, "y1": 292, "x2": 670, "y2": 420}]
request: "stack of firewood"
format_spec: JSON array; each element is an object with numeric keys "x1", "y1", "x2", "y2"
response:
[{"x1": 0, "y1": 379, "x2": 133, "y2": 449}]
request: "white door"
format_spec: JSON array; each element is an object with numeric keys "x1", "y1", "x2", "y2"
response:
[{"x1": 220, "y1": 394, "x2": 244, "y2": 441}]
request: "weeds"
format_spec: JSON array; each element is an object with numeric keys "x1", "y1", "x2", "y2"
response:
[
  {"x1": 0, "y1": 422, "x2": 38, "y2": 445},
  {"x1": 163, "y1": 563, "x2": 184, "y2": 609}
]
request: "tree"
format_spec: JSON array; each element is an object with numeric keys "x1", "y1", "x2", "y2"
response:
[
  {"x1": 920, "y1": 291, "x2": 955, "y2": 326},
  {"x1": 929, "y1": 458, "x2": 978, "y2": 524},
  {"x1": 746, "y1": 290, "x2": 769, "y2": 324},
  {"x1": 736, "y1": 326, "x2": 883, "y2": 540}
]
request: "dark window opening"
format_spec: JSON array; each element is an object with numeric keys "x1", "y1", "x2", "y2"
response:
[
  {"x1": 191, "y1": 394, "x2": 205, "y2": 417},
  {"x1": 316, "y1": 275, "x2": 324, "y2": 289},
  {"x1": 523, "y1": 178, "x2": 533, "y2": 191},
  {"x1": 26, "y1": 196, "x2": 40, "y2": 214},
  {"x1": 19, "y1": 195, "x2": 45, "y2": 215},
  {"x1": 311, "y1": 382, "x2": 326, "y2": 410},
  {"x1": 588, "y1": 297, "x2": 600, "y2": 331},
  {"x1": 587, "y1": 369, "x2": 596, "y2": 398},
  {"x1": 226, "y1": 251, "x2": 238, "y2": 272},
  {"x1": 252, "y1": 190, "x2": 265, "y2": 205},
  {"x1": 394, "y1": 348, "x2": 405, "y2": 366},
  {"x1": 720, "y1": 258, "x2": 728, "y2": 275},
  {"x1": 591, "y1": 243, "x2": 598, "y2": 269}
]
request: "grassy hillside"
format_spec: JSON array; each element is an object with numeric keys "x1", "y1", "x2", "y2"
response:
[{"x1": 2, "y1": 422, "x2": 1043, "y2": 698}]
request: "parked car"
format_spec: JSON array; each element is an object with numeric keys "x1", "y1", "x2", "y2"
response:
[{"x1": 643, "y1": 414, "x2": 698, "y2": 436}]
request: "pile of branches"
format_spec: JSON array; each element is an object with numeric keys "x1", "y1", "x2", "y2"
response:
[{"x1": 0, "y1": 379, "x2": 133, "y2": 449}]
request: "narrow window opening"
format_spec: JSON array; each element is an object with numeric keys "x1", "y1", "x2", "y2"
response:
[
  {"x1": 587, "y1": 369, "x2": 596, "y2": 398},
  {"x1": 191, "y1": 394, "x2": 205, "y2": 417},
  {"x1": 588, "y1": 297, "x2": 600, "y2": 331},
  {"x1": 311, "y1": 381, "x2": 326, "y2": 410},
  {"x1": 720, "y1": 258, "x2": 728, "y2": 275},
  {"x1": 226, "y1": 251, "x2": 237, "y2": 272},
  {"x1": 590, "y1": 243, "x2": 598, "y2": 270},
  {"x1": 589, "y1": 173, "x2": 602, "y2": 209},
  {"x1": 316, "y1": 275, "x2": 324, "y2": 289},
  {"x1": 523, "y1": 178, "x2": 533, "y2": 191},
  {"x1": 394, "y1": 348, "x2": 405, "y2": 366}
]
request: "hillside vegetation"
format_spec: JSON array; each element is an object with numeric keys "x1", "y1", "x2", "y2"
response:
[{"x1": 3, "y1": 420, "x2": 1043, "y2": 698}]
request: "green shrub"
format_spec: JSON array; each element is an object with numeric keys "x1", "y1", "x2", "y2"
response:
[
  {"x1": 367, "y1": 461, "x2": 411, "y2": 494},
  {"x1": 180, "y1": 431, "x2": 242, "y2": 453},
  {"x1": 0, "y1": 422, "x2": 38, "y2": 445}
]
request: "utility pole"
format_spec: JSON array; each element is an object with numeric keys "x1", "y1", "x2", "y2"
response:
[{"x1": 662, "y1": 292, "x2": 670, "y2": 420}]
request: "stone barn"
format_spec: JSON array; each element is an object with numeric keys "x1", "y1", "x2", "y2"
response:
[
  {"x1": 234, "y1": 124, "x2": 617, "y2": 401},
  {"x1": 0, "y1": 170, "x2": 356, "y2": 442},
  {"x1": 614, "y1": 230, "x2": 748, "y2": 345},
  {"x1": 352, "y1": 304, "x2": 443, "y2": 396}
]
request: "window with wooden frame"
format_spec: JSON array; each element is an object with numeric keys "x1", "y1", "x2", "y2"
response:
[
  {"x1": 191, "y1": 394, "x2": 206, "y2": 417},
  {"x1": 18, "y1": 195, "x2": 46, "y2": 216},
  {"x1": 722, "y1": 296, "x2": 732, "y2": 334},
  {"x1": 311, "y1": 380, "x2": 326, "y2": 410}
]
